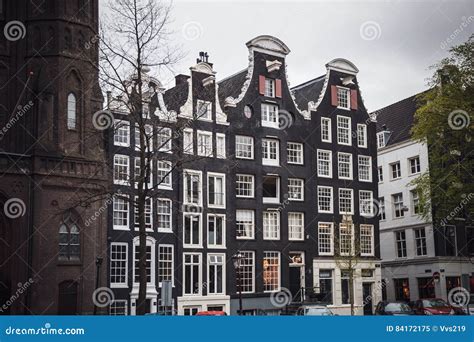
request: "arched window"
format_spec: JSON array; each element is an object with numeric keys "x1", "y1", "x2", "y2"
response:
[
  {"x1": 67, "y1": 93, "x2": 76, "y2": 129},
  {"x1": 58, "y1": 212, "x2": 80, "y2": 261}
]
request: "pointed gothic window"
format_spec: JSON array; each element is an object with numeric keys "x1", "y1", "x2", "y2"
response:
[
  {"x1": 67, "y1": 93, "x2": 76, "y2": 129},
  {"x1": 58, "y1": 212, "x2": 80, "y2": 261}
]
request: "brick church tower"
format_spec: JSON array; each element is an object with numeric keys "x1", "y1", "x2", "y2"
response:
[{"x1": 0, "y1": 0, "x2": 107, "y2": 314}]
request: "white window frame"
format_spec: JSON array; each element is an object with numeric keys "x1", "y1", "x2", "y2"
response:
[
  {"x1": 359, "y1": 190, "x2": 374, "y2": 217},
  {"x1": 183, "y1": 128, "x2": 194, "y2": 155},
  {"x1": 377, "y1": 132, "x2": 386, "y2": 148},
  {"x1": 236, "y1": 174, "x2": 255, "y2": 198},
  {"x1": 135, "y1": 124, "x2": 153, "y2": 152},
  {"x1": 110, "y1": 242, "x2": 128, "y2": 288},
  {"x1": 235, "y1": 135, "x2": 254, "y2": 160},
  {"x1": 337, "y1": 152, "x2": 353, "y2": 180},
  {"x1": 390, "y1": 162, "x2": 401, "y2": 180},
  {"x1": 197, "y1": 130, "x2": 213, "y2": 157},
  {"x1": 183, "y1": 213, "x2": 202, "y2": 248},
  {"x1": 236, "y1": 209, "x2": 255, "y2": 240},
  {"x1": 113, "y1": 154, "x2": 130, "y2": 186},
  {"x1": 157, "y1": 160, "x2": 172, "y2": 190},
  {"x1": 358, "y1": 155, "x2": 372, "y2": 182},
  {"x1": 183, "y1": 169, "x2": 202, "y2": 206},
  {"x1": 393, "y1": 193, "x2": 404, "y2": 218},
  {"x1": 262, "y1": 138, "x2": 280, "y2": 166},
  {"x1": 287, "y1": 142, "x2": 304, "y2": 165},
  {"x1": 110, "y1": 300, "x2": 128, "y2": 316},
  {"x1": 321, "y1": 117, "x2": 332, "y2": 143},
  {"x1": 157, "y1": 198, "x2": 173, "y2": 233},
  {"x1": 409, "y1": 156, "x2": 421, "y2": 175},
  {"x1": 134, "y1": 196, "x2": 153, "y2": 231},
  {"x1": 240, "y1": 251, "x2": 255, "y2": 293},
  {"x1": 263, "y1": 211, "x2": 280, "y2": 240},
  {"x1": 339, "y1": 223, "x2": 354, "y2": 256},
  {"x1": 357, "y1": 124, "x2": 367, "y2": 148},
  {"x1": 216, "y1": 133, "x2": 226, "y2": 159},
  {"x1": 261, "y1": 103, "x2": 279, "y2": 129},
  {"x1": 336, "y1": 86, "x2": 351, "y2": 110},
  {"x1": 196, "y1": 100, "x2": 212, "y2": 121},
  {"x1": 207, "y1": 253, "x2": 226, "y2": 295},
  {"x1": 378, "y1": 166, "x2": 383, "y2": 183},
  {"x1": 339, "y1": 188, "x2": 354, "y2": 215},
  {"x1": 113, "y1": 195, "x2": 129, "y2": 230},
  {"x1": 337, "y1": 115, "x2": 351, "y2": 146},
  {"x1": 318, "y1": 222, "x2": 334, "y2": 256},
  {"x1": 157, "y1": 126, "x2": 172, "y2": 153},
  {"x1": 317, "y1": 149, "x2": 333, "y2": 178},
  {"x1": 288, "y1": 212, "x2": 304, "y2": 241},
  {"x1": 317, "y1": 186, "x2": 334, "y2": 214},
  {"x1": 114, "y1": 120, "x2": 130, "y2": 147},
  {"x1": 132, "y1": 236, "x2": 156, "y2": 286},
  {"x1": 288, "y1": 178, "x2": 304, "y2": 201},
  {"x1": 207, "y1": 214, "x2": 226, "y2": 248},
  {"x1": 264, "y1": 78, "x2": 275, "y2": 97},
  {"x1": 158, "y1": 244, "x2": 174, "y2": 287},
  {"x1": 263, "y1": 251, "x2": 281, "y2": 292},
  {"x1": 134, "y1": 157, "x2": 152, "y2": 189},
  {"x1": 183, "y1": 253, "x2": 202, "y2": 296},
  {"x1": 262, "y1": 175, "x2": 280, "y2": 204},
  {"x1": 414, "y1": 228, "x2": 427, "y2": 256},
  {"x1": 207, "y1": 172, "x2": 226, "y2": 209},
  {"x1": 360, "y1": 224, "x2": 374, "y2": 256}
]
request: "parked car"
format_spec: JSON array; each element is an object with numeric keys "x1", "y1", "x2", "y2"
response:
[
  {"x1": 375, "y1": 301, "x2": 415, "y2": 315},
  {"x1": 413, "y1": 299, "x2": 454, "y2": 315},
  {"x1": 296, "y1": 305, "x2": 335, "y2": 316},
  {"x1": 195, "y1": 311, "x2": 227, "y2": 316}
]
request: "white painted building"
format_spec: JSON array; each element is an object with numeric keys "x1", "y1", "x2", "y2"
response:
[{"x1": 375, "y1": 93, "x2": 474, "y2": 303}]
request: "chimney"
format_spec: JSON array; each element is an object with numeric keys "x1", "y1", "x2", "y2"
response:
[{"x1": 175, "y1": 74, "x2": 190, "y2": 86}]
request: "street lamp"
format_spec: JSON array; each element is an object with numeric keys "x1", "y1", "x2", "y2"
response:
[
  {"x1": 232, "y1": 251, "x2": 244, "y2": 315},
  {"x1": 93, "y1": 256, "x2": 103, "y2": 315}
]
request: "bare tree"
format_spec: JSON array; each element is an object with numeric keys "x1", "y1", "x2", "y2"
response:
[
  {"x1": 59, "y1": 0, "x2": 210, "y2": 315},
  {"x1": 334, "y1": 214, "x2": 362, "y2": 316}
]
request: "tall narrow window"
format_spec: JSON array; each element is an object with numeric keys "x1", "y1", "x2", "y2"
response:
[
  {"x1": 318, "y1": 223, "x2": 334, "y2": 255},
  {"x1": 339, "y1": 188, "x2": 354, "y2": 214},
  {"x1": 58, "y1": 212, "x2": 80, "y2": 261},
  {"x1": 337, "y1": 153, "x2": 353, "y2": 179},
  {"x1": 158, "y1": 245, "x2": 174, "y2": 286},
  {"x1": 208, "y1": 173, "x2": 225, "y2": 208},
  {"x1": 358, "y1": 156, "x2": 372, "y2": 182},
  {"x1": 357, "y1": 124, "x2": 367, "y2": 148},
  {"x1": 263, "y1": 252, "x2": 280, "y2": 292},
  {"x1": 360, "y1": 225, "x2": 374, "y2": 256},
  {"x1": 183, "y1": 129, "x2": 194, "y2": 154},
  {"x1": 157, "y1": 199, "x2": 172, "y2": 232},
  {"x1": 133, "y1": 238, "x2": 155, "y2": 285},
  {"x1": 208, "y1": 254, "x2": 225, "y2": 295},
  {"x1": 317, "y1": 186, "x2": 333, "y2": 213},
  {"x1": 414, "y1": 228, "x2": 427, "y2": 256},
  {"x1": 208, "y1": 214, "x2": 225, "y2": 248},
  {"x1": 263, "y1": 211, "x2": 280, "y2": 240},
  {"x1": 317, "y1": 150, "x2": 332, "y2": 178},
  {"x1": 262, "y1": 138, "x2": 279, "y2": 166},
  {"x1": 236, "y1": 210, "x2": 255, "y2": 239},
  {"x1": 392, "y1": 193, "x2": 404, "y2": 218},
  {"x1": 183, "y1": 213, "x2": 201, "y2": 247},
  {"x1": 184, "y1": 170, "x2": 202, "y2": 205},
  {"x1": 395, "y1": 231, "x2": 407, "y2": 258},
  {"x1": 339, "y1": 223, "x2": 353, "y2": 256},
  {"x1": 110, "y1": 243, "x2": 128, "y2": 287},
  {"x1": 67, "y1": 93, "x2": 77, "y2": 129},
  {"x1": 337, "y1": 116, "x2": 351, "y2": 145},
  {"x1": 321, "y1": 118, "x2": 332, "y2": 143},
  {"x1": 183, "y1": 253, "x2": 201, "y2": 295},
  {"x1": 288, "y1": 212, "x2": 304, "y2": 241},
  {"x1": 240, "y1": 251, "x2": 255, "y2": 293}
]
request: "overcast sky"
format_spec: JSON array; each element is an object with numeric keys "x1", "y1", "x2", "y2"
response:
[{"x1": 102, "y1": 0, "x2": 473, "y2": 111}]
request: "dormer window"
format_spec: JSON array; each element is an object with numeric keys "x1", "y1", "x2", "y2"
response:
[
  {"x1": 336, "y1": 87, "x2": 350, "y2": 109},
  {"x1": 265, "y1": 78, "x2": 275, "y2": 97},
  {"x1": 377, "y1": 131, "x2": 391, "y2": 148},
  {"x1": 196, "y1": 100, "x2": 212, "y2": 121}
]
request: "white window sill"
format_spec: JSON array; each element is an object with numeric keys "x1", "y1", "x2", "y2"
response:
[
  {"x1": 262, "y1": 161, "x2": 280, "y2": 167},
  {"x1": 114, "y1": 142, "x2": 130, "y2": 148},
  {"x1": 337, "y1": 106, "x2": 351, "y2": 111},
  {"x1": 158, "y1": 185, "x2": 173, "y2": 191},
  {"x1": 158, "y1": 229, "x2": 173, "y2": 233},
  {"x1": 318, "y1": 211, "x2": 334, "y2": 214},
  {"x1": 113, "y1": 226, "x2": 130, "y2": 231},
  {"x1": 263, "y1": 198, "x2": 280, "y2": 204},
  {"x1": 236, "y1": 236, "x2": 255, "y2": 240},
  {"x1": 110, "y1": 284, "x2": 129, "y2": 289},
  {"x1": 317, "y1": 174, "x2": 332, "y2": 179}
]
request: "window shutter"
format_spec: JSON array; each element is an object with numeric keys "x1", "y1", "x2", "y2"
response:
[
  {"x1": 259, "y1": 75, "x2": 266, "y2": 95},
  {"x1": 350, "y1": 89, "x2": 358, "y2": 110},
  {"x1": 331, "y1": 85, "x2": 338, "y2": 106},
  {"x1": 275, "y1": 79, "x2": 282, "y2": 98}
]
